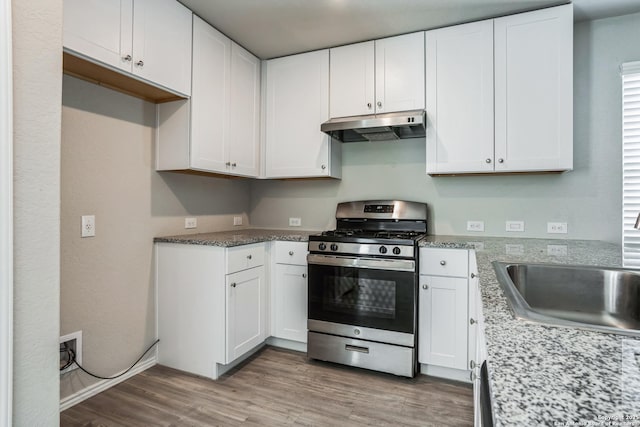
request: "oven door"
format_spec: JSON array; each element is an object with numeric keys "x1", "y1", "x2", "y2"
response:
[{"x1": 307, "y1": 254, "x2": 416, "y2": 335}]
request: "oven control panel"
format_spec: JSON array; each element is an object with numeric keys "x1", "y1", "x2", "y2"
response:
[{"x1": 308, "y1": 241, "x2": 414, "y2": 258}]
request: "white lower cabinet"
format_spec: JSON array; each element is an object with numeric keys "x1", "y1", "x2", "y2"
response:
[
  {"x1": 270, "y1": 241, "x2": 308, "y2": 344},
  {"x1": 156, "y1": 242, "x2": 267, "y2": 379},
  {"x1": 226, "y1": 266, "x2": 266, "y2": 362},
  {"x1": 419, "y1": 247, "x2": 479, "y2": 381},
  {"x1": 419, "y1": 275, "x2": 468, "y2": 369}
]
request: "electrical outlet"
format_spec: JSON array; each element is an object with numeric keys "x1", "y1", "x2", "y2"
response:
[
  {"x1": 233, "y1": 216, "x2": 243, "y2": 226},
  {"x1": 81, "y1": 215, "x2": 95, "y2": 237},
  {"x1": 289, "y1": 217, "x2": 302, "y2": 227},
  {"x1": 466, "y1": 221, "x2": 484, "y2": 232},
  {"x1": 547, "y1": 222, "x2": 568, "y2": 234},
  {"x1": 60, "y1": 331, "x2": 82, "y2": 375},
  {"x1": 547, "y1": 245, "x2": 568, "y2": 256},
  {"x1": 184, "y1": 217, "x2": 197, "y2": 229},
  {"x1": 506, "y1": 221, "x2": 525, "y2": 232}
]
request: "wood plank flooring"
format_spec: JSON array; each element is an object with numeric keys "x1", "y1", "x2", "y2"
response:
[{"x1": 61, "y1": 346, "x2": 473, "y2": 426}]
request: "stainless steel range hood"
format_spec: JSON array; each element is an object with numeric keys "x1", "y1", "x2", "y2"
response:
[{"x1": 320, "y1": 110, "x2": 426, "y2": 142}]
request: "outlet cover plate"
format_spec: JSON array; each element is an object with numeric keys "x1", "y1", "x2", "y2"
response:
[
  {"x1": 81, "y1": 215, "x2": 95, "y2": 237},
  {"x1": 233, "y1": 216, "x2": 243, "y2": 226},
  {"x1": 547, "y1": 222, "x2": 568, "y2": 234},
  {"x1": 184, "y1": 217, "x2": 197, "y2": 229},
  {"x1": 289, "y1": 217, "x2": 302, "y2": 227},
  {"x1": 467, "y1": 221, "x2": 484, "y2": 232},
  {"x1": 506, "y1": 221, "x2": 525, "y2": 232},
  {"x1": 60, "y1": 331, "x2": 82, "y2": 375}
]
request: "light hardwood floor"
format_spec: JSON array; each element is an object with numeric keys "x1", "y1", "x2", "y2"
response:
[{"x1": 61, "y1": 346, "x2": 473, "y2": 426}]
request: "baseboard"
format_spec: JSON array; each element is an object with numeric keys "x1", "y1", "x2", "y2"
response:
[
  {"x1": 420, "y1": 363, "x2": 472, "y2": 383},
  {"x1": 265, "y1": 337, "x2": 307, "y2": 353},
  {"x1": 59, "y1": 356, "x2": 157, "y2": 412}
]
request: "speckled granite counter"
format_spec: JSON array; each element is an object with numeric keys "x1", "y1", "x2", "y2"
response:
[
  {"x1": 154, "y1": 229, "x2": 316, "y2": 247},
  {"x1": 421, "y1": 236, "x2": 640, "y2": 426}
]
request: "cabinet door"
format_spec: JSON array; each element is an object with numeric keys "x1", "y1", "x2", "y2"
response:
[
  {"x1": 375, "y1": 32, "x2": 425, "y2": 114},
  {"x1": 190, "y1": 16, "x2": 230, "y2": 173},
  {"x1": 265, "y1": 50, "x2": 331, "y2": 178},
  {"x1": 418, "y1": 275, "x2": 468, "y2": 370},
  {"x1": 272, "y1": 264, "x2": 308, "y2": 343},
  {"x1": 226, "y1": 266, "x2": 266, "y2": 363},
  {"x1": 329, "y1": 41, "x2": 375, "y2": 118},
  {"x1": 63, "y1": 0, "x2": 133, "y2": 72},
  {"x1": 494, "y1": 4, "x2": 573, "y2": 172},
  {"x1": 131, "y1": 0, "x2": 192, "y2": 96},
  {"x1": 425, "y1": 21, "x2": 494, "y2": 174},
  {"x1": 228, "y1": 42, "x2": 261, "y2": 177}
]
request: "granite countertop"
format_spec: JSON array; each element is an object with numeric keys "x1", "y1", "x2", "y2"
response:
[
  {"x1": 421, "y1": 235, "x2": 640, "y2": 426},
  {"x1": 154, "y1": 228, "x2": 317, "y2": 247}
]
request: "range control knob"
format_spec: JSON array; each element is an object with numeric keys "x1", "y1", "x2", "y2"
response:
[
  {"x1": 318, "y1": 243, "x2": 327, "y2": 251},
  {"x1": 379, "y1": 246, "x2": 388, "y2": 254},
  {"x1": 330, "y1": 243, "x2": 339, "y2": 251},
  {"x1": 393, "y1": 247, "x2": 401, "y2": 255}
]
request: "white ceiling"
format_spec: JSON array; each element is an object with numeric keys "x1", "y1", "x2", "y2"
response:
[{"x1": 179, "y1": 0, "x2": 640, "y2": 59}]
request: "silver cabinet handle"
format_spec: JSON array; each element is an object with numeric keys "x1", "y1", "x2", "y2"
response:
[
  {"x1": 377, "y1": 101, "x2": 382, "y2": 108},
  {"x1": 485, "y1": 158, "x2": 492, "y2": 164},
  {"x1": 470, "y1": 318, "x2": 476, "y2": 325},
  {"x1": 422, "y1": 284, "x2": 428, "y2": 290},
  {"x1": 289, "y1": 251, "x2": 294, "y2": 256},
  {"x1": 231, "y1": 162, "x2": 237, "y2": 167},
  {"x1": 471, "y1": 273, "x2": 477, "y2": 279},
  {"x1": 225, "y1": 162, "x2": 231, "y2": 167},
  {"x1": 440, "y1": 260, "x2": 446, "y2": 266},
  {"x1": 498, "y1": 158, "x2": 504, "y2": 163},
  {"x1": 471, "y1": 371, "x2": 477, "y2": 381},
  {"x1": 123, "y1": 54, "x2": 132, "y2": 62},
  {"x1": 470, "y1": 360, "x2": 476, "y2": 369},
  {"x1": 231, "y1": 282, "x2": 237, "y2": 288},
  {"x1": 321, "y1": 164, "x2": 326, "y2": 170},
  {"x1": 135, "y1": 60, "x2": 144, "y2": 67},
  {"x1": 302, "y1": 273, "x2": 307, "y2": 278},
  {"x1": 247, "y1": 254, "x2": 252, "y2": 260},
  {"x1": 367, "y1": 103, "x2": 372, "y2": 109}
]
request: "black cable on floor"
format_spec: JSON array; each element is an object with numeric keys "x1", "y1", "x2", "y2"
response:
[{"x1": 61, "y1": 339, "x2": 160, "y2": 380}]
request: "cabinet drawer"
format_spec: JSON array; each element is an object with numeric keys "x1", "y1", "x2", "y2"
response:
[
  {"x1": 274, "y1": 241, "x2": 308, "y2": 265},
  {"x1": 420, "y1": 248, "x2": 468, "y2": 277},
  {"x1": 226, "y1": 243, "x2": 265, "y2": 274}
]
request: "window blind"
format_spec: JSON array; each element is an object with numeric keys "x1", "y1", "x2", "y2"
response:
[{"x1": 622, "y1": 61, "x2": 640, "y2": 267}]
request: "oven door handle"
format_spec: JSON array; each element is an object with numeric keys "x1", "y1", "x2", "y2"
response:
[{"x1": 307, "y1": 254, "x2": 415, "y2": 272}]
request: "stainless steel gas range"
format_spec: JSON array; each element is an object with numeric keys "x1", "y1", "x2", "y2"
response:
[{"x1": 306, "y1": 200, "x2": 428, "y2": 377}]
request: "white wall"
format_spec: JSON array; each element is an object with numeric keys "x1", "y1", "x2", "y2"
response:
[
  {"x1": 0, "y1": 0, "x2": 12, "y2": 424},
  {"x1": 249, "y1": 12, "x2": 640, "y2": 244},
  {"x1": 60, "y1": 75, "x2": 251, "y2": 399},
  {"x1": 12, "y1": 0, "x2": 62, "y2": 425}
]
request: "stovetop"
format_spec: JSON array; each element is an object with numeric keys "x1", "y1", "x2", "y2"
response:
[{"x1": 318, "y1": 229, "x2": 425, "y2": 241}]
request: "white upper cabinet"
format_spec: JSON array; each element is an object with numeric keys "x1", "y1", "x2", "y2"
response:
[
  {"x1": 375, "y1": 32, "x2": 425, "y2": 114},
  {"x1": 425, "y1": 21, "x2": 494, "y2": 174},
  {"x1": 190, "y1": 16, "x2": 230, "y2": 173},
  {"x1": 329, "y1": 41, "x2": 376, "y2": 118},
  {"x1": 494, "y1": 4, "x2": 573, "y2": 172},
  {"x1": 63, "y1": 0, "x2": 133, "y2": 73},
  {"x1": 264, "y1": 49, "x2": 341, "y2": 178},
  {"x1": 157, "y1": 16, "x2": 260, "y2": 178},
  {"x1": 228, "y1": 43, "x2": 261, "y2": 177},
  {"x1": 329, "y1": 32, "x2": 425, "y2": 118},
  {"x1": 63, "y1": 0, "x2": 192, "y2": 97},
  {"x1": 426, "y1": 4, "x2": 573, "y2": 175}
]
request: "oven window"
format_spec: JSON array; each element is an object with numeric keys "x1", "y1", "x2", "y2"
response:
[
  {"x1": 308, "y1": 264, "x2": 415, "y2": 333},
  {"x1": 328, "y1": 275, "x2": 396, "y2": 318}
]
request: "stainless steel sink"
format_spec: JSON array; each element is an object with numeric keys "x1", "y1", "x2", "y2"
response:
[{"x1": 493, "y1": 262, "x2": 640, "y2": 337}]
